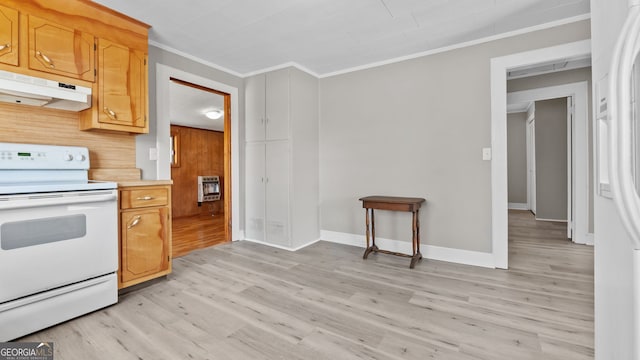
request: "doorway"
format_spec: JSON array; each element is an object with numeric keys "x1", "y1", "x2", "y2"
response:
[
  {"x1": 154, "y1": 64, "x2": 241, "y2": 249},
  {"x1": 490, "y1": 40, "x2": 591, "y2": 268},
  {"x1": 510, "y1": 96, "x2": 571, "y2": 229},
  {"x1": 168, "y1": 78, "x2": 231, "y2": 257}
]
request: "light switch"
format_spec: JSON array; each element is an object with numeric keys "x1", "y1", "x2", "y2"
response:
[
  {"x1": 482, "y1": 147, "x2": 492, "y2": 161},
  {"x1": 149, "y1": 147, "x2": 158, "y2": 161}
]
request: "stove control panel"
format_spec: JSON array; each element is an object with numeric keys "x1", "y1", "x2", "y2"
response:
[{"x1": 0, "y1": 142, "x2": 90, "y2": 170}]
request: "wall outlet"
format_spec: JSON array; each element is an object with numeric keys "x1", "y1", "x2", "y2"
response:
[{"x1": 482, "y1": 147, "x2": 492, "y2": 161}]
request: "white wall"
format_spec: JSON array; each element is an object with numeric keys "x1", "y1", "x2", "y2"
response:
[
  {"x1": 590, "y1": 0, "x2": 638, "y2": 358},
  {"x1": 319, "y1": 20, "x2": 590, "y2": 254}
]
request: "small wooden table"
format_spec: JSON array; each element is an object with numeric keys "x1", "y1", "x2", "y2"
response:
[{"x1": 359, "y1": 196, "x2": 426, "y2": 269}]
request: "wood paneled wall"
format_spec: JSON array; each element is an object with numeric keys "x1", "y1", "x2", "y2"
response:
[
  {"x1": 170, "y1": 125, "x2": 224, "y2": 218},
  {"x1": 0, "y1": 103, "x2": 135, "y2": 169}
]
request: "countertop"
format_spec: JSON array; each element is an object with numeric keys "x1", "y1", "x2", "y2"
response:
[{"x1": 114, "y1": 180, "x2": 173, "y2": 187}]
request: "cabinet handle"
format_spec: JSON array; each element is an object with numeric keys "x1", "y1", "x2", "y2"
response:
[
  {"x1": 127, "y1": 216, "x2": 142, "y2": 229},
  {"x1": 104, "y1": 107, "x2": 118, "y2": 120},
  {"x1": 36, "y1": 50, "x2": 55, "y2": 68},
  {"x1": 0, "y1": 44, "x2": 10, "y2": 52},
  {"x1": 136, "y1": 196, "x2": 154, "y2": 200}
]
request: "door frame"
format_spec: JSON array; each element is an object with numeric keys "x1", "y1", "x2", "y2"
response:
[
  {"x1": 526, "y1": 110, "x2": 536, "y2": 214},
  {"x1": 490, "y1": 39, "x2": 591, "y2": 269},
  {"x1": 155, "y1": 64, "x2": 240, "y2": 242},
  {"x1": 509, "y1": 85, "x2": 587, "y2": 243}
]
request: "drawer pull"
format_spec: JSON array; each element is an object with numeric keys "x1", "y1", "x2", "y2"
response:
[
  {"x1": 136, "y1": 196, "x2": 154, "y2": 201},
  {"x1": 104, "y1": 107, "x2": 118, "y2": 120},
  {"x1": 36, "y1": 50, "x2": 55, "y2": 68},
  {"x1": 0, "y1": 44, "x2": 10, "y2": 52},
  {"x1": 127, "y1": 216, "x2": 141, "y2": 229}
]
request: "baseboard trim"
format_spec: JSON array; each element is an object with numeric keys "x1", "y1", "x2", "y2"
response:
[
  {"x1": 535, "y1": 217, "x2": 568, "y2": 223},
  {"x1": 508, "y1": 202, "x2": 528, "y2": 210},
  {"x1": 241, "y1": 237, "x2": 322, "y2": 252},
  {"x1": 320, "y1": 230, "x2": 495, "y2": 268},
  {"x1": 585, "y1": 233, "x2": 594, "y2": 246}
]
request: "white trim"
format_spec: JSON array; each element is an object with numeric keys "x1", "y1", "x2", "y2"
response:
[
  {"x1": 241, "y1": 237, "x2": 322, "y2": 252},
  {"x1": 508, "y1": 203, "x2": 529, "y2": 210},
  {"x1": 242, "y1": 62, "x2": 320, "y2": 79},
  {"x1": 149, "y1": 41, "x2": 244, "y2": 78},
  {"x1": 535, "y1": 218, "x2": 568, "y2": 223},
  {"x1": 321, "y1": 230, "x2": 495, "y2": 269},
  {"x1": 585, "y1": 233, "x2": 594, "y2": 246},
  {"x1": 490, "y1": 40, "x2": 591, "y2": 269},
  {"x1": 320, "y1": 14, "x2": 590, "y2": 78},
  {"x1": 150, "y1": 15, "x2": 590, "y2": 80},
  {"x1": 155, "y1": 64, "x2": 240, "y2": 241},
  {"x1": 507, "y1": 81, "x2": 590, "y2": 244}
]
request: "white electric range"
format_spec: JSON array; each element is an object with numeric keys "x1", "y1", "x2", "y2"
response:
[{"x1": 0, "y1": 142, "x2": 118, "y2": 341}]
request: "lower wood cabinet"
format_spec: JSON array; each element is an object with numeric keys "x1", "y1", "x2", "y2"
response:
[{"x1": 118, "y1": 184, "x2": 172, "y2": 289}]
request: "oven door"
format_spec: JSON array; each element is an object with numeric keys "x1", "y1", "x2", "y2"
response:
[{"x1": 0, "y1": 189, "x2": 118, "y2": 303}]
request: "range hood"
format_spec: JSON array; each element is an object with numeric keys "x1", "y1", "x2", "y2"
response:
[{"x1": 0, "y1": 69, "x2": 91, "y2": 111}]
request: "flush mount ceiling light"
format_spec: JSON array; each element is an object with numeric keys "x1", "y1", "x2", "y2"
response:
[{"x1": 205, "y1": 109, "x2": 223, "y2": 120}]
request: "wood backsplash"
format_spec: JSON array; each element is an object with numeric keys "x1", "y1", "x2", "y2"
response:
[
  {"x1": 170, "y1": 125, "x2": 224, "y2": 217},
  {"x1": 0, "y1": 102, "x2": 136, "y2": 169}
]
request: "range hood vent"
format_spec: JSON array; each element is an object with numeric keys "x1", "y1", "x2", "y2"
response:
[{"x1": 0, "y1": 70, "x2": 91, "y2": 111}]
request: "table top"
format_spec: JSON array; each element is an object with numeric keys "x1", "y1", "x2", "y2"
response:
[{"x1": 359, "y1": 196, "x2": 426, "y2": 204}]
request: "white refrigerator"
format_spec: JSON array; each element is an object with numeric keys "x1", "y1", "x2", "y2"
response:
[{"x1": 608, "y1": 0, "x2": 640, "y2": 358}]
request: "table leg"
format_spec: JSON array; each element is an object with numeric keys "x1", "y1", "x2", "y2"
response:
[
  {"x1": 371, "y1": 209, "x2": 376, "y2": 248},
  {"x1": 409, "y1": 209, "x2": 423, "y2": 269},
  {"x1": 363, "y1": 208, "x2": 378, "y2": 259}
]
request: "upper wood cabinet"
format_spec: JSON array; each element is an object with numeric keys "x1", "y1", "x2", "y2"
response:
[
  {"x1": 0, "y1": 4, "x2": 19, "y2": 67},
  {"x1": 98, "y1": 38, "x2": 147, "y2": 131},
  {"x1": 80, "y1": 38, "x2": 148, "y2": 133},
  {"x1": 0, "y1": 0, "x2": 150, "y2": 134},
  {"x1": 27, "y1": 15, "x2": 95, "y2": 82}
]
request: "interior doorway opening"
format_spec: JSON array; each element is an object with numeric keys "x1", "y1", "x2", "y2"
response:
[
  {"x1": 509, "y1": 96, "x2": 572, "y2": 236},
  {"x1": 167, "y1": 77, "x2": 232, "y2": 257}
]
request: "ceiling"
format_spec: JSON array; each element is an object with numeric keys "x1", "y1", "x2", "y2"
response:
[
  {"x1": 93, "y1": 0, "x2": 590, "y2": 77},
  {"x1": 169, "y1": 81, "x2": 225, "y2": 131}
]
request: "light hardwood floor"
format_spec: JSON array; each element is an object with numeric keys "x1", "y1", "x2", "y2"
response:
[{"x1": 20, "y1": 210, "x2": 593, "y2": 359}]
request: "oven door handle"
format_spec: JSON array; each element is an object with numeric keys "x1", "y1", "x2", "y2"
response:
[{"x1": 0, "y1": 193, "x2": 117, "y2": 210}]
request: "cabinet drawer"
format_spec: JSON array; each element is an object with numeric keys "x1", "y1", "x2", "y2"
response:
[{"x1": 120, "y1": 188, "x2": 168, "y2": 209}]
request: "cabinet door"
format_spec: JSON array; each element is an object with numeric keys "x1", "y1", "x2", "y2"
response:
[
  {"x1": 245, "y1": 142, "x2": 266, "y2": 241},
  {"x1": 265, "y1": 141, "x2": 290, "y2": 246},
  {"x1": 28, "y1": 15, "x2": 95, "y2": 81},
  {"x1": 245, "y1": 74, "x2": 266, "y2": 142},
  {"x1": 98, "y1": 38, "x2": 147, "y2": 130},
  {"x1": 120, "y1": 207, "x2": 170, "y2": 283},
  {"x1": 0, "y1": 5, "x2": 18, "y2": 66},
  {"x1": 265, "y1": 69, "x2": 290, "y2": 140}
]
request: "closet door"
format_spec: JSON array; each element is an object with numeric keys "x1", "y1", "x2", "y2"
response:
[
  {"x1": 265, "y1": 141, "x2": 290, "y2": 246},
  {"x1": 245, "y1": 74, "x2": 266, "y2": 142},
  {"x1": 245, "y1": 142, "x2": 265, "y2": 241},
  {"x1": 265, "y1": 69, "x2": 289, "y2": 141}
]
